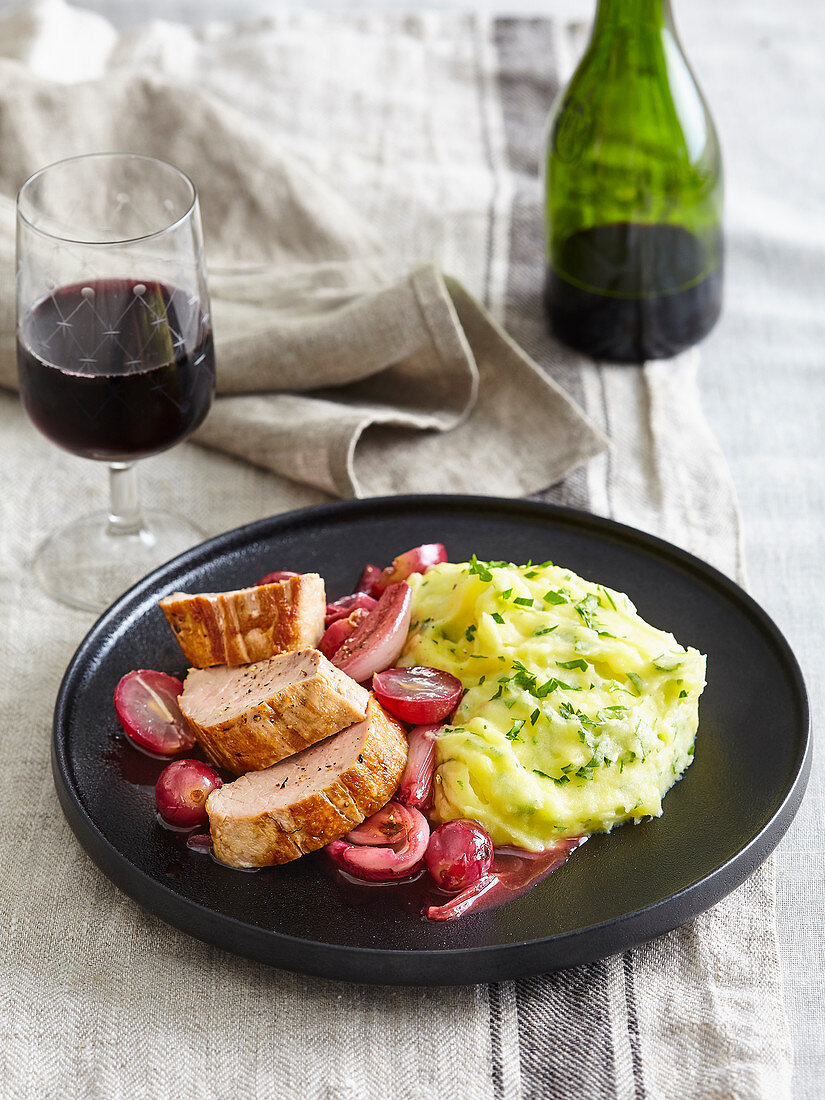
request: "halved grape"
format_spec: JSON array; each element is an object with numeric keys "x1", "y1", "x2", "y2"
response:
[
  {"x1": 424, "y1": 819, "x2": 493, "y2": 893},
  {"x1": 114, "y1": 670, "x2": 195, "y2": 756},
  {"x1": 156, "y1": 760, "x2": 223, "y2": 829},
  {"x1": 372, "y1": 666, "x2": 462, "y2": 725}
]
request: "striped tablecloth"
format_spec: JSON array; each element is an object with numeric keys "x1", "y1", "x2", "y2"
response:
[{"x1": 0, "y1": 3, "x2": 801, "y2": 1097}]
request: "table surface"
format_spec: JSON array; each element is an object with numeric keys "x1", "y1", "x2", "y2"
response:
[{"x1": 2, "y1": 0, "x2": 821, "y2": 1094}]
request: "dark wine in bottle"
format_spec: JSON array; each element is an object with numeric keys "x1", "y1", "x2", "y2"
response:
[{"x1": 544, "y1": 0, "x2": 723, "y2": 362}]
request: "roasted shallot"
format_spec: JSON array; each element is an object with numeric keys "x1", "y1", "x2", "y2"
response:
[
  {"x1": 325, "y1": 591, "x2": 377, "y2": 627},
  {"x1": 395, "y1": 723, "x2": 440, "y2": 809},
  {"x1": 373, "y1": 543, "x2": 447, "y2": 593},
  {"x1": 318, "y1": 607, "x2": 370, "y2": 659},
  {"x1": 331, "y1": 582, "x2": 412, "y2": 682},
  {"x1": 326, "y1": 803, "x2": 430, "y2": 881}
]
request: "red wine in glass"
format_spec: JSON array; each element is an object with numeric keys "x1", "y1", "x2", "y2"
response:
[
  {"x1": 18, "y1": 278, "x2": 215, "y2": 462},
  {"x1": 16, "y1": 153, "x2": 215, "y2": 613}
]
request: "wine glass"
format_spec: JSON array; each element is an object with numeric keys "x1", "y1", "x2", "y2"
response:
[{"x1": 16, "y1": 153, "x2": 216, "y2": 612}]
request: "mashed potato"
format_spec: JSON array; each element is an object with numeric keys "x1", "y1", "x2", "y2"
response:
[{"x1": 400, "y1": 558, "x2": 705, "y2": 849}]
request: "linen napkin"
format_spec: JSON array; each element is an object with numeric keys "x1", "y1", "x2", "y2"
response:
[
  {"x1": 0, "y1": 4, "x2": 794, "y2": 1100},
  {"x1": 0, "y1": 22, "x2": 605, "y2": 499}
]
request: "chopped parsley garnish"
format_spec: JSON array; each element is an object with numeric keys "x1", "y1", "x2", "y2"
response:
[
  {"x1": 530, "y1": 708, "x2": 540, "y2": 725},
  {"x1": 679, "y1": 689, "x2": 688, "y2": 699},
  {"x1": 490, "y1": 683, "x2": 505, "y2": 700},
  {"x1": 491, "y1": 612, "x2": 505, "y2": 625},
  {"x1": 510, "y1": 664, "x2": 538, "y2": 693},
  {"x1": 468, "y1": 554, "x2": 493, "y2": 582},
  {"x1": 598, "y1": 705, "x2": 628, "y2": 721},
  {"x1": 524, "y1": 570, "x2": 539, "y2": 579},
  {"x1": 533, "y1": 625, "x2": 558, "y2": 636},
  {"x1": 556, "y1": 658, "x2": 588, "y2": 671},
  {"x1": 626, "y1": 672, "x2": 644, "y2": 695},
  {"x1": 506, "y1": 720, "x2": 525, "y2": 742},
  {"x1": 653, "y1": 652, "x2": 684, "y2": 671},
  {"x1": 533, "y1": 769, "x2": 552, "y2": 779},
  {"x1": 543, "y1": 589, "x2": 568, "y2": 605},
  {"x1": 598, "y1": 585, "x2": 618, "y2": 611},
  {"x1": 501, "y1": 587, "x2": 513, "y2": 599},
  {"x1": 536, "y1": 677, "x2": 581, "y2": 697},
  {"x1": 513, "y1": 596, "x2": 534, "y2": 607},
  {"x1": 559, "y1": 701, "x2": 597, "y2": 730},
  {"x1": 575, "y1": 593, "x2": 600, "y2": 629},
  {"x1": 464, "y1": 624, "x2": 477, "y2": 642},
  {"x1": 551, "y1": 774, "x2": 570, "y2": 785}
]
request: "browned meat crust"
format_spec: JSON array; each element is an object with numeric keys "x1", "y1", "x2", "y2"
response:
[
  {"x1": 159, "y1": 573, "x2": 325, "y2": 668},
  {"x1": 206, "y1": 696, "x2": 408, "y2": 867}
]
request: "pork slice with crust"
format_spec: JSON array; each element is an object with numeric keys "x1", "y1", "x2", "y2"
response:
[
  {"x1": 179, "y1": 648, "x2": 369, "y2": 774},
  {"x1": 159, "y1": 573, "x2": 325, "y2": 668},
  {"x1": 206, "y1": 695, "x2": 408, "y2": 867}
]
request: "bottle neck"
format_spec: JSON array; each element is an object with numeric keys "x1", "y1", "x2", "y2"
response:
[{"x1": 592, "y1": 0, "x2": 674, "y2": 34}]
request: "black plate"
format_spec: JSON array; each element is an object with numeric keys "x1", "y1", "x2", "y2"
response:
[{"x1": 53, "y1": 496, "x2": 810, "y2": 985}]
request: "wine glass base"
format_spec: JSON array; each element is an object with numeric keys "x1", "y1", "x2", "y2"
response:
[{"x1": 33, "y1": 510, "x2": 207, "y2": 614}]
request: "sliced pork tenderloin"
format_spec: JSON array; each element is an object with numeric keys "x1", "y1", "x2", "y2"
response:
[
  {"x1": 179, "y1": 648, "x2": 369, "y2": 774},
  {"x1": 206, "y1": 695, "x2": 408, "y2": 867},
  {"x1": 159, "y1": 573, "x2": 325, "y2": 668}
]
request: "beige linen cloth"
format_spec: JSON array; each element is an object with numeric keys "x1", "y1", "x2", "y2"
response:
[
  {"x1": 0, "y1": 5, "x2": 605, "y2": 498},
  {"x1": 0, "y1": 2, "x2": 793, "y2": 1098}
]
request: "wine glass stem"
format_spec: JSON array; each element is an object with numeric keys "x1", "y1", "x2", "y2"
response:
[{"x1": 107, "y1": 462, "x2": 144, "y2": 537}]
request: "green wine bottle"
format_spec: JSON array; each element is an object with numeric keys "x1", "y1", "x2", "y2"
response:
[{"x1": 544, "y1": 0, "x2": 723, "y2": 362}]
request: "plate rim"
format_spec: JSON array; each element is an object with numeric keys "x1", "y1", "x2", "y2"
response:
[{"x1": 52, "y1": 494, "x2": 812, "y2": 985}]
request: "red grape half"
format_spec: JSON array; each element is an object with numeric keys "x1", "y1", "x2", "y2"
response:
[
  {"x1": 372, "y1": 666, "x2": 462, "y2": 725},
  {"x1": 114, "y1": 669, "x2": 195, "y2": 756}
]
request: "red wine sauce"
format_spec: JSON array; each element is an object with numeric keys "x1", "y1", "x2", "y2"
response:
[{"x1": 325, "y1": 836, "x2": 587, "y2": 922}]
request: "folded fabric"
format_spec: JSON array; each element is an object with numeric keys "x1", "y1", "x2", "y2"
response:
[{"x1": 0, "y1": 59, "x2": 605, "y2": 498}]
